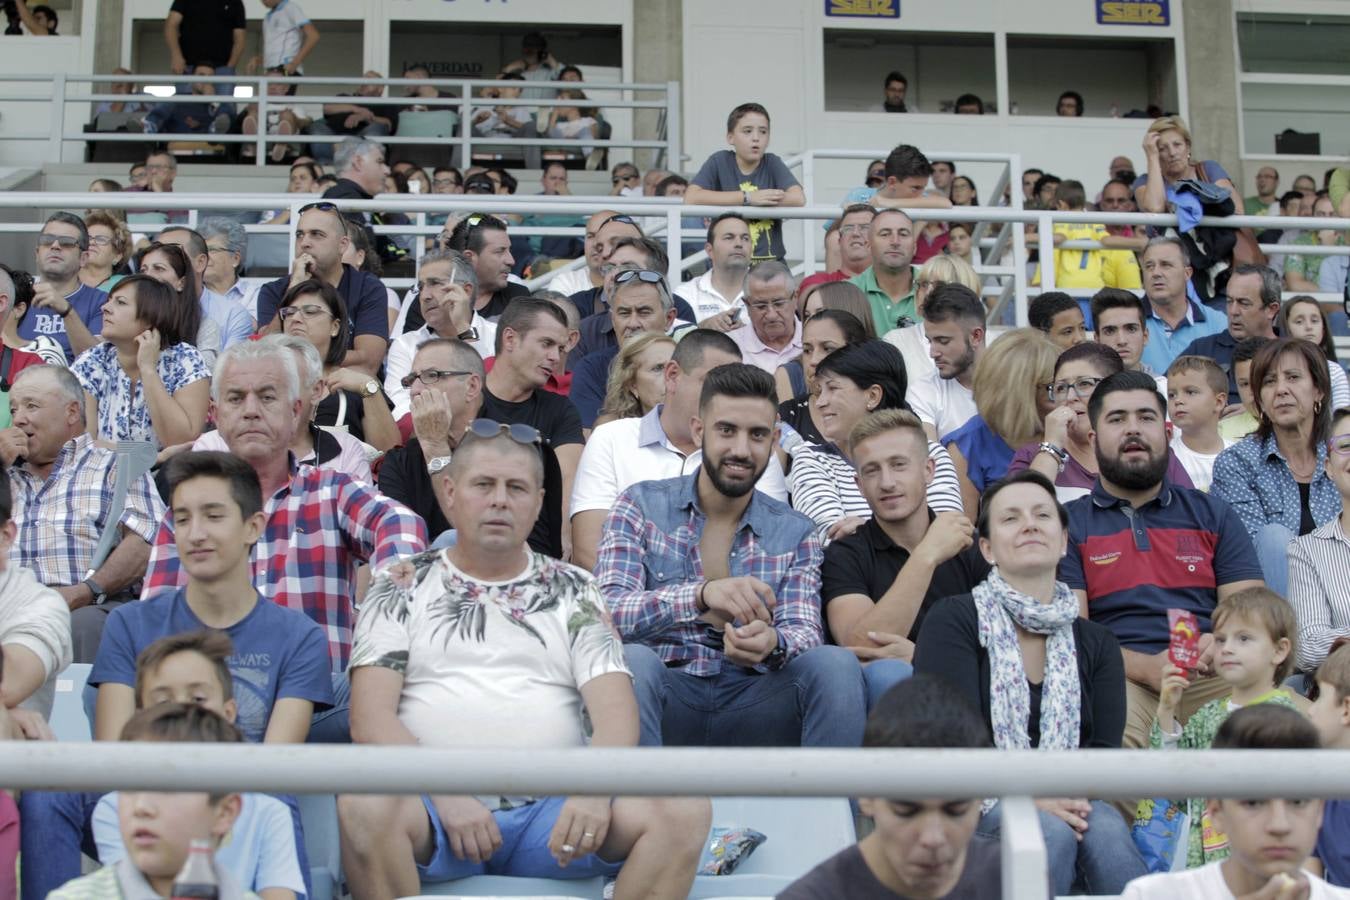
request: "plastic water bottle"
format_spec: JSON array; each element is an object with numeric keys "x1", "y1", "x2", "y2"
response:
[{"x1": 170, "y1": 839, "x2": 218, "y2": 900}]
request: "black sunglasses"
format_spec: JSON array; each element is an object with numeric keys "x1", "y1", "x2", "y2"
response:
[
  {"x1": 468, "y1": 418, "x2": 543, "y2": 445},
  {"x1": 614, "y1": 268, "x2": 666, "y2": 287},
  {"x1": 601, "y1": 214, "x2": 639, "y2": 229}
]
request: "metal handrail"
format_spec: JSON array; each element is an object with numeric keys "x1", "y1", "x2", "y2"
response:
[
  {"x1": 10, "y1": 192, "x2": 1350, "y2": 325},
  {"x1": 9, "y1": 743, "x2": 1350, "y2": 899},
  {"x1": 4, "y1": 72, "x2": 680, "y2": 169}
]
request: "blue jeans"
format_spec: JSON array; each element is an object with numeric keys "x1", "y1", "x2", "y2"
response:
[
  {"x1": 863, "y1": 659, "x2": 913, "y2": 710},
  {"x1": 1256, "y1": 522, "x2": 1294, "y2": 599},
  {"x1": 307, "y1": 670, "x2": 352, "y2": 744},
  {"x1": 18, "y1": 791, "x2": 100, "y2": 900},
  {"x1": 623, "y1": 643, "x2": 866, "y2": 747},
  {"x1": 978, "y1": 800, "x2": 1146, "y2": 895}
]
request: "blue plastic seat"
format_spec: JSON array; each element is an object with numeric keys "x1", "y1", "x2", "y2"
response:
[{"x1": 51, "y1": 663, "x2": 92, "y2": 742}]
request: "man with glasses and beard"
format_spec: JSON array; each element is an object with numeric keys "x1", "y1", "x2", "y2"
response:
[
  {"x1": 1058, "y1": 370, "x2": 1263, "y2": 750},
  {"x1": 596, "y1": 363, "x2": 867, "y2": 747}
]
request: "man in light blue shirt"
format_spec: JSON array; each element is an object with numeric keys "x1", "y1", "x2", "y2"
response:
[
  {"x1": 160, "y1": 226, "x2": 256, "y2": 347},
  {"x1": 1139, "y1": 235, "x2": 1226, "y2": 375}
]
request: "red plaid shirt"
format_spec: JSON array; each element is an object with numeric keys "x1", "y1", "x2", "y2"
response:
[{"x1": 142, "y1": 462, "x2": 426, "y2": 669}]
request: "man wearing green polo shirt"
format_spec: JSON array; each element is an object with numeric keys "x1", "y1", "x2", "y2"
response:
[{"x1": 850, "y1": 208, "x2": 920, "y2": 336}]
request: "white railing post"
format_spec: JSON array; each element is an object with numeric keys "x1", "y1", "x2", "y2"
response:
[
  {"x1": 1038, "y1": 211, "x2": 1055, "y2": 297},
  {"x1": 459, "y1": 92, "x2": 473, "y2": 170},
  {"x1": 999, "y1": 796, "x2": 1049, "y2": 899},
  {"x1": 256, "y1": 76, "x2": 269, "y2": 166},
  {"x1": 1011, "y1": 213, "x2": 1028, "y2": 328},
  {"x1": 666, "y1": 206, "x2": 681, "y2": 286},
  {"x1": 48, "y1": 72, "x2": 66, "y2": 164},
  {"x1": 802, "y1": 151, "x2": 817, "y2": 276},
  {"x1": 665, "y1": 80, "x2": 681, "y2": 172}
]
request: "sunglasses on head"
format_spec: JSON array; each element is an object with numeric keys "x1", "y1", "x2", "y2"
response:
[
  {"x1": 298, "y1": 201, "x2": 340, "y2": 215},
  {"x1": 614, "y1": 269, "x2": 666, "y2": 287},
  {"x1": 601, "y1": 214, "x2": 639, "y2": 229},
  {"x1": 467, "y1": 418, "x2": 543, "y2": 446}
]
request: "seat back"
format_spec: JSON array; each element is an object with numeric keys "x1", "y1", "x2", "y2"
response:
[
  {"x1": 51, "y1": 663, "x2": 93, "y2": 742},
  {"x1": 397, "y1": 111, "x2": 459, "y2": 138}
]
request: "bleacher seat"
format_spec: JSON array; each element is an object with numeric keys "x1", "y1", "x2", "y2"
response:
[
  {"x1": 390, "y1": 111, "x2": 459, "y2": 170},
  {"x1": 51, "y1": 662, "x2": 92, "y2": 742},
  {"x1": 298, "y1": 794, "x2": 343, "y2": 900},
  {"x1": 408, "y1": 797, "x2": 854, "y2": 900}
]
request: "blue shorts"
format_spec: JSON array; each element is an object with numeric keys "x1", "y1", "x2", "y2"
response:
[{"x1": 418, "y1": 795, "x2": 625, "y2": 882}]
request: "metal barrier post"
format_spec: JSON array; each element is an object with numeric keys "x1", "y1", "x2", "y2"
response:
[
  {"x1": 256, "y1": 80, "x2": 269, "y2": 165},
  {"x1": 1038, "y1": 211, "x2": 1056, "y2": 295},
  {"x1": 801, "y1": 151, "x2": 817, "y2": 275},
  {"x1": 1000, "y1": 797, "x2": 1049, "y2": 899},
  {"x1": 48, "y1": 73, "x2": 66, "y2": 164},
  {"x1": 1012, "y1": 212, "x2": 1028, "y2": 328},
  {"x1": 459, "y1": 95, "x2": 472, "y2": 170},
  {"x1": 666, "y1": 206, "x2": 681, "y2": 286},
  {"x1": 665, "y1": 80, "x2": 681, "y2": 172}
]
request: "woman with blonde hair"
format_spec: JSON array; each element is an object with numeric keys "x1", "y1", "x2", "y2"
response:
[
  {"x1": 80, "y1": 211, "x2": 133, "y2": 292},
  {"x1": 882, "y1": 253, "x2": 983, "y2": 382},
  {"x1": 593, "y1": 332, "x2": 676, "y2": 428},
  {"x1": 1134, "y1": 115, "x2": 1239, "y2": 213},
  {"x1": 944, "y1": 328, "x2": 1060, "y2": 513}
]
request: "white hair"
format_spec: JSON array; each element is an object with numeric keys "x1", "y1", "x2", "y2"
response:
[
  {"x1": 270, "y1": 334, "x2": 323, "y2": 389},
  {"x1": 13, "y1": 364, "x2": 85, "y2": 417},
  {"x1": 211, "y1": 335, "x2": 302, "y2": 404}
]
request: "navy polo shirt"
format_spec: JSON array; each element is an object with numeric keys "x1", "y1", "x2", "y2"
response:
[
  {"x1": 1058, "y1": 478, "x2": 1261, "y2": 654},
  {"x1": 257, "y1": 263, "x2": 389, "y2": 343},
  {"x1": 1179, "y1": 328, "x2": 1240, "y2": 404}
]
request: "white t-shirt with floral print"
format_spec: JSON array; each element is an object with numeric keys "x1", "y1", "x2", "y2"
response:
[{"x1": 351, "y1": 549, "x2": 631, "y2": 754}]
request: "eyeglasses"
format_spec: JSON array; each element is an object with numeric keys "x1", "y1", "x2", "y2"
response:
[
  {"x1": 432, "y1": 178, "x2": 460, "y2": 188},
  {"x1": 611, "y1": 173, "x2": 639, "y2": 185},
  {"x1": 87, "y1": 235, "x2": 114, "y2": 247},
  {"x1": 916, "y1": 279, "x2": 943, "y2": 293},
  {"x1": 866, "y1": 174, "x2": 884, "y2": 186},
  {"x1": 1048, "y1": 376, "x2": 1104, "y2": 402},
  {"x1": 838, "y1": 224, "x2": 868, "y2": 235},
  {"x1": 467, "y1": 418, "x2": 542, "y2": 446},
  {"x1": 37, "y1": 234, "x2": 82, "y2": 250},
  {"x1": 1329, "y1": 436, "x2": 1350, "y2": 456},
  {"x1": 746, "y1": 297, "x2": 793, "y2": 314},
  {"x1": 614, "y1": 269, "x2": 666, "y2": 288},
  {"x1": 400, "y1": 368, "x2": 473, "y2": 388},
  {"x1": 278, "y1": 303, "x2": 332, "y2": 320},
  {"x1": 205, "y1": 244, "x2": 232, "y2": 254}
]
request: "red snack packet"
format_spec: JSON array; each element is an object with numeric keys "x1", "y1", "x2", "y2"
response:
[{"x1": 1168, "y1": 608, "x2": 1201, "y2": 670}]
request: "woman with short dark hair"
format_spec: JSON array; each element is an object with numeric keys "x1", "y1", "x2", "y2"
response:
[
  {"x1": 914, "y1": 470, "x2": 1146, "y2": 895},
  {"x1": 71, "y1": 273, "x2": 210, "y2": 448}
]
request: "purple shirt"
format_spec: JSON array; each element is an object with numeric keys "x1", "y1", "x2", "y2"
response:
[{"x1": 1009, "y1": 441, "x2": 1194, "y2": 505}]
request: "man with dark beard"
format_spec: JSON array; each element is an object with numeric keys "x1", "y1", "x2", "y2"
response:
[
  {"x1": 595, "y1": 363, "x2": 867, "y2": 747},
  {"x1": 1057, "y1": 370, "x2": 1263, "y2": 749}
]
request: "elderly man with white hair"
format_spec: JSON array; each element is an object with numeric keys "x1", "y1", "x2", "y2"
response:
[
  {"x1": 142, "y1": 336, "x2": 426, "y2": 689},
  {"x1": 198, "y1": 216, "x2": 255, "y2": 315}
]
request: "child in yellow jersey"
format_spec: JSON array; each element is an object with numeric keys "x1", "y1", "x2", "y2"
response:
[{"x1": 1041, "y1": 180, "x2": 1143, "y2": 290}]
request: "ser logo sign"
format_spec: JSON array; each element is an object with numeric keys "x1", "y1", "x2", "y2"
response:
[
  {"x1": 825, "y1": 0, "x2": 899, "y2": 19},
  {"x1": 1097, "y1": 0, "x2": 1169, "y2": 26}
]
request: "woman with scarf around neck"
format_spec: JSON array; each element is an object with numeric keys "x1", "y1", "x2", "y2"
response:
[{"x1": 913, "y1": 470, "x2": 1148, "y2": 895}]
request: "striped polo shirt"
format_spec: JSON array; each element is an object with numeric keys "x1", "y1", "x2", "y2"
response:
[{"x1": 1058, "y1": 478, "x2": 1262, "y2": 654}]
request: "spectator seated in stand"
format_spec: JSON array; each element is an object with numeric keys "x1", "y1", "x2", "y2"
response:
[
  {"x1": 1028, "y1": 292, "x2": 1088, "y2": 351},
  {"x1": 790, "y1": 340, "x2": 963, "y2": 546},
  {"x1": 779, "y1": 677, "x2": 1008, "y2": 899},
  {"x1": 80, "y1": 213, "x2": 133, "y2": 295},
  {"x1": 598, "y1": 363, "x2": 868, "y2": 748},
  {"x1": 338, "y1": 424, "x2": 710, "y2": 897}
]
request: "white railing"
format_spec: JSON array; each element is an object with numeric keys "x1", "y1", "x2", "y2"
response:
[
  {"x1": 8, "y1": 742, "x2": 1350, "y2": 899},
  {"x1": 0, "y1": 73, "x2": 681, "y2": 169},
  {"x1": 6, "y1": 192, "x2": 1350, "y2": 329}
]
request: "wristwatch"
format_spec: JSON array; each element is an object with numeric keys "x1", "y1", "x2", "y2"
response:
[
  {"x1": 361, "y1": 379, "x2": 380, "y2": 398},
  {"x1": 1037, "y1": 441, "x2": 1069, "y2": 474},
  {"x1": 742, "y1": 189, "x2": 751, "y2": 206},
  {"x1": 427, "y1": 454, "x2": 453, "y2": 475},
  {"x1": 81, "y1": 576, "x2": 107, "y2": 605}
]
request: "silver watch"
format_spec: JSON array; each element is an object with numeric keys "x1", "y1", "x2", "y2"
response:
[{"x1": 427, "y1": 454, "x2": 453, "y2": 475}]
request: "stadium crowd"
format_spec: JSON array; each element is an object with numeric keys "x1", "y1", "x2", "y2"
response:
[{"x1": 2, "y1": 9, "x2": 1350, "y2": 898}]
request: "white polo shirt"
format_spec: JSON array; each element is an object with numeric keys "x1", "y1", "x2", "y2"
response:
[
  {"x1": 571, "y1": 404, "x2": 789, "y2": 516},
  {"x1": 674, "y1": 271, "x2": 743, "y2": 323},
  {"x1": 906, "y1": 369, "x2": 977, "y2": 441}
]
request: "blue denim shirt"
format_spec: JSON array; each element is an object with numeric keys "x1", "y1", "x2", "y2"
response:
[
  {"x1": 1212, "y1": 433, "x2": 1341, "y2": 541},
  {"x1": 595, "y1": 471, "x2": 824, "y2": 676}
]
